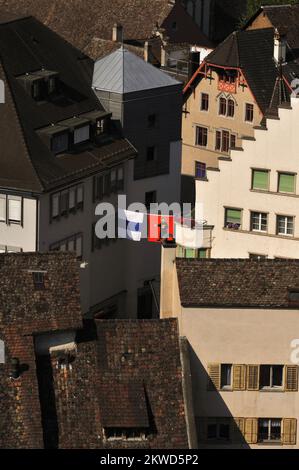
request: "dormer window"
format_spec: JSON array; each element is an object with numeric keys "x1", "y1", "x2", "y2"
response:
[
  {"x1": 17, "y1": 69, "x2": 59, "y2": 102},
  {"x1": 48, "y1": 76, "x2": 56, "y2": 94},
  {"x1": 52, "y1": 132, "x2": 69, "y2": 154},
  {"x1": 32, "y1": 80, "x2": 42, "y2": 100},
  {"x1": 74, "y1": 125, "x2": 90, "y2": 145}
]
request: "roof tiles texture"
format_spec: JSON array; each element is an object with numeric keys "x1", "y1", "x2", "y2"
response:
[{"x1": 176, "y1": 258, "x2": 299, "y2": 308}]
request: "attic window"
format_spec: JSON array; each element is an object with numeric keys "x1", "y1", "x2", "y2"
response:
[
  {"x1": 288, "y1": 290, "x2": 299, "y2": 307},
  {"x1": 51, "y1": 132, "x2": 69, "y2": 154},
  {"x1": 104, "y1": 427, "x2": 148, "y2": 441},
  {"x1": 32, "y1": 272, "x2": 45, "y2": 290},
  {"x1": 74, "y1": 125, "x2": 90, "y2": 144}
]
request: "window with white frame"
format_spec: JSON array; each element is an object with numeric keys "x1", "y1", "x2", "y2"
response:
[
  {"x1": 258, "y1": 419, "x2": 282, "y2": 443},
  {"x1": 250, "y1": 212, "x2": 268, "y2": 232},
  {"x1": 260, "y1": 365, "x2": 284, "y2": 390},
  {"x1": 277, "y1": 215, "x2": 294, "y2": 236},
  {"x1": 8, "y1": 196, "x2": 22, "y2": 224},
  {"x1": 51, "y1": 184, "x2": 84, "y2": 220}
]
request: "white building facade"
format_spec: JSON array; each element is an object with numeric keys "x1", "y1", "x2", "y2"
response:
[{"x1": 197, "y1": 96, "x2": 299, "y2": 259}]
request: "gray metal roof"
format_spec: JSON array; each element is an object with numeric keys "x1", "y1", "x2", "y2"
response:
[{"x1": 92, "y1": 47, "x2": 180, "y2": 94}]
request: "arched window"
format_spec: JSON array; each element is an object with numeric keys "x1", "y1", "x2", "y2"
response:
[
  {"x1": 219, "y1": 97, "x2": 227, "y2": 116},
  {"x1": 227, "y1": 99, "x2": 235, "y2": 118}
]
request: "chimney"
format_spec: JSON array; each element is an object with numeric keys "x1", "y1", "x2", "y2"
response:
[
  {"x1": 160, "y1": 241, "x2": 177, "y2": 319},
  {"x1": 274, "y1": 30, "x2": 287, "y2": 64},
  {"x1": 144, "y1": 41, "x2": 152, "y2": 63},
  {"x1": 112, "y1": 23, "x2": 123, "y2": 43}
]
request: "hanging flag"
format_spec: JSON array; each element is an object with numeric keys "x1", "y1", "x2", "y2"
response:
[
  {"x1": 118, "y1": 209, "x2": 145, "y2": 242},
  {"x1": 148, "y1": 214, "x2": 175, "y2": 243}
]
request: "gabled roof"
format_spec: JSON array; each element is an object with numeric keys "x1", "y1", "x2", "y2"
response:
[
  {"x1": 184, "y1": 28, "x2": 286, "y2": 115},
  {"x1": 92, "y1": 47, "x2": 180, "y2": 94},
  {"x1": 0, "y1": 1, "x2": 212, "y2": 60},
  {"x1": 176, "y1": 258, "x2": 299, "y2": 309},
  {"x1": 0, "y1": 14, "x2": 136, "y2": 192},
  {"x1": 245, "y1": 4, "x2": 299, "y2": 50}
]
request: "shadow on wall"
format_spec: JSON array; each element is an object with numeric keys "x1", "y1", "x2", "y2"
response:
[
  {"x1": 181, "y1": 175, "x2": 195, "y2": 207},
  {"x1": 188, "y1": 344, "x2": 250, "y2": 449}
]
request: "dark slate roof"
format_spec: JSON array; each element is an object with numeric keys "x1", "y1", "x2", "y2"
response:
[
  {"x1": 205, "y1": 28, "x2": 279, "y2": 114},
  {"x1": 0, "y1": 315, "x2": 189, "y2": 448},
  {"x1": 0, "y1": 14, "x2": 135, "y2": 192},
  {"x1": 0, "y1": 1, "x2": 212, "y2": 60},
  {"x1": 245, "y1": 4, "x2": 299, "y2": 50},
  {"x1": 176, "y1": 259, "x2": 299, "y2": 309}
]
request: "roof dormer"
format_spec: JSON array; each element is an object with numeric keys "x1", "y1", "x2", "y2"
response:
[{"x1": 17, "y1": 69, "x2": 59, "y2": 102}]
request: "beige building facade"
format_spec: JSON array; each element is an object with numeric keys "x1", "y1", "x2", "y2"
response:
[
  {"x1": 197, "y1": 96, "x2": 299, "y2": 259},
  {"x1": 160, "y1": 248, "x2": 299, "y2": 448}
]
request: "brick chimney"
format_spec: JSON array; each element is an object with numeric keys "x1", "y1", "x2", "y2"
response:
[
  {"x1": 112, "y1": 23, "x2": 123, "y2": 43},
  {"x1": 144, "y1": 41, "x2": 152, "y2": 62}
]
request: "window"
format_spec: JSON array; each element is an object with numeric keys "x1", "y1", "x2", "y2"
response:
[
  {"x1": 195, "y1": 126, "x2": 208, "y2": 147},
  {"x1": 201, "y1": 93, "x2": 209, "y2": 111},
  {"x1": 148, "y1": 114, "x2": 156, "y2": 128},
  {"x1": 221, "y1": 364, "x2": 232, "y2": 389},
  {"x1": 260, "y1": 365, "x2": 283, "y2": 390},
  {"x1": 230, "y1": 134, "x2": 236, "y2": 149},
  {"x1": 215, "y1": 130, "x2": 233, "y2": 152},
  {"x1": 74, "y1": 125, "x2": 90, "y2": 145},
  {"x1": 146, "y1": 146, "x2": 156, "y2": 162},
  {"x1": 258, "y1": 419, "x2": 281, "y2": 443},
  {"x1": 278, "y1": 173, "x2": 296, "y2": 194},
  {"x1": 176, "y1": 246, "x2": 210, "y2": 259},
  {"x1": 245, "y1": 103, "x2": 254, "y2": 122},
  {"x1": 219, "y1": 97, "x2": 227, "y2": 116},
  {"x1": 222, "y1": 130, "x2": 230, "y2": 152},
  {"x1": 50, "y1": 233, "x2": 83, "y2": 259},
  {"x1": 93, "y1": 166, "x2": 124, "y2": 201},
  {"x1": 32, "y1": 272, "x2": 45, "y2": 290},
  {"x1": 207, "y1": 420, "x2": 230, "y2": 442},
  {"x1": 225, "y1": 208, "x2": 242, "y2": 230},
  {"x1": 51, "y1": 132, "x2": 69, "y2": 154},
  {"x1": 51, "y1": 184, "x2": 84, "y2": 220},
  {"x1": 32, "y1": 80, "x2": 41, "y2": 100},
  {"x1": 96, "y1": 119, "x2": 105, "y2": 135},
  {"x1": 145, "y1": 191, "x2": 157, "y2": 210},
  {"x1": 250, "y1": 212, "x2": 268, "y2": 232},
  {"x1": 104, "y1": 427, "x2": 148, "y2": 441},
  {"x1": 227, "y1": 99, "x2": 235, "y2": 117},
  {"x1": 195, "y1": 161, "x2": 207, "y2": 179},
  {"x1": 252, "y1": 170, "x2": 269, "y2": 191},
  {"x1": 8, "y1": 196, "x2": 22, "y2": 224},
  {"x1": 48, "y1": 77, "x2": 56, "y2": 94},
  {"x1": 0, "y1": 195, "x2": 6, "y2": 222},
  {"x1": 277, "y1": 215, "x2": 294, "y2": 236}
]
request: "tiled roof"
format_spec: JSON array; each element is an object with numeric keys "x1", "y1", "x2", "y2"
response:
[
  {"x1": 0, "y1": 1, "x2": 212, "y2": 60},
  {"x1": 0, "y1": 313, "x2": 189, "y2": 448},
  {"x1": 176, "y1": 258, "x2": 299, "y2": 308},
  {"x1": 205, "y1": 28, "x2": 279, "y2": 114},
  {"x1": 92, "y1": 47, "x2": 180, "y2": 94},
  {"x1": 0, "y1": 14, "x2": 136, "y2": 192}
]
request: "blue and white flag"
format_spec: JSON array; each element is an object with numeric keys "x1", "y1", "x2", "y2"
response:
[{"x1": 118, "y1": 209, "x2": 146, "y2": 242}]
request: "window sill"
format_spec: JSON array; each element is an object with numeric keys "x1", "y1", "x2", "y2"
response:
[
  {"x1": 259, "y1": 388, "x2": 284, "y2": 393},
  {"x1": 196, "y1": 177, "x2": 208, "y2": 182}
]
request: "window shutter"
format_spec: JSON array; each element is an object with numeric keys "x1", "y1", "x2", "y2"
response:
[
  {"x1": 252, "y1": 170, "x2": 269, "y2": 190},
  {"x1": 285, "y1": 365, "x2": 298, "y2": 392},
  {"x1": 279, "y1": 173, "x2": 295, "y2": 193},
  {"x1": 244, "y1": 418, "x2": 258, "y2": 444},
  {"x1": 247, "y1": 365, "x2": 259, "y2": 390},
  {"x1": 233, "y1": 365, "x2": 246, "y2": 391},
  {"x1": 283, "y1": 418, "x2": 297, "y2": 445},
  {"x1": 232, "y1": 418, "x2": 245, "y2": 443},
  {"x1": 207, "y1": 363, "x2": 220, "y2": 391}
]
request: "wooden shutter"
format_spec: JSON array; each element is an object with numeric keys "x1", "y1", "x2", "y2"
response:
[
  {"x1": 244, "y1": 418, "x2": 258, "y2": 444},
  {"x1": 247, "y1": 365, "x2": 259, "y2": 390},
  {"x1": 283, "y1": 418, "x2": 297, "y2": 445},
  {"x1": 207, "y1": 363, "x2": 220, "y2": 391},
  {"x1": 285, "y1": 365, "x2": 298, "y2": 392},
  {"x1": 233, "y1": 365, "x2": 246, "y2": 391},
  {"x1": 232, "y1": 418, "x2": 245, "y2": 443}
]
